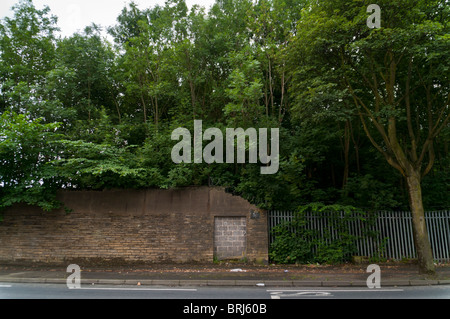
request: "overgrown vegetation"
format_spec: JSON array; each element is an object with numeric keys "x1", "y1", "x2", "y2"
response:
[
  {"x1": 1, "y1": 0, "x2": 447, "y2": 215},
  {"x1": 0, "y1": 1, "x2": 448, "y2": 272},
  {"x1": 269, "y1": 204, "x2": 378, "y2": 264}
]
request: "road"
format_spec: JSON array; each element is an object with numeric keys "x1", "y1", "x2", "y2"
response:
[{"x1": 1, "y1": 283, "x2": 450, "y2": 299}]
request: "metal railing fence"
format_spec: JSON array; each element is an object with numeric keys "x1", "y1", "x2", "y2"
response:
[{"x1": 268, "y1": 210, "x2": 450, "y2": 262}]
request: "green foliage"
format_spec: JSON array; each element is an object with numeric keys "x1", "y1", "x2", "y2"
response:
[
  {"x1": 54, "y1": 140, "x2": 149, "y2": 189},
  {"x1": 269, "y1": 215, "x2": 314, "y2": 264},
  {"x1": 0, "y1": 0, "x2": 448, "y2": 217},
  {"x1": 341, "y1": 174, "x2": 407, "y2": 210},
  {"x1": 270, "y1": 204, "x2": 376, "y2": 264},
  {"x1": 0, "y1": 112, "x2": 63, "y2": 211},
  {"x1": 0, "y1": 0, "x2": 58, "y2": 118}
]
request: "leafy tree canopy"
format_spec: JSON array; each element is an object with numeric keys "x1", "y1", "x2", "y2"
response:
[{"x1": 0, "y1": 0, "x2": 448, "y2": 217}]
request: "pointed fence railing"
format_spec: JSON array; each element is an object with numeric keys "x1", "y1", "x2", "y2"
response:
[{"x1": 268, "y1": 210, "x2": 450, "y2": 262}]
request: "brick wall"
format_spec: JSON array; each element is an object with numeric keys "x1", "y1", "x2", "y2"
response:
[{"x1": 0, "y1": 187, "x2": 268, "y2": 265}]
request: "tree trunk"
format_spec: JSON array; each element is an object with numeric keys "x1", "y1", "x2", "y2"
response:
[
  {"x1": 155, "y1": 96, "x2": 159, "y2": 128},
  {"x1": 112, "y1": 94, "x2": 121, "y2": 124},
  {"x1": 349, "y1": 120, "x2": 360, "y2": 174},
  {"x1": 406, "y1": 170, "x2": 435, "y2": 275},
  {"x1": 140, "y1": 93, "x2": 147, "y2": 124},
  {"x1": 342, "y1": 120, "x2": 350, "y2": 189},
  {"x1": 268, "y1": 55, "x2": 274, "y2": 116}
]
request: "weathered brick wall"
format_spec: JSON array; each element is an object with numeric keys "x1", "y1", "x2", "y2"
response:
[{"x1": 0, "y1": 187, "x2": 268, "y2": 265}]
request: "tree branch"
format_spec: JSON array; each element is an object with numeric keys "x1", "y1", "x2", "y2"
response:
[{"x1": 421, "y1": 142, "x2": 435, "y2": 178}]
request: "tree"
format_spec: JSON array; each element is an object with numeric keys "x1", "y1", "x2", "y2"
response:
[
  {"x1": 287, "y1": 0, "x2": 449, "y2": 274},
  {"x1": 0, "y1": 0, "x2": 58, "y2": 116},
  {"x1": 250, "y1": 0, "x2": 304, "y2": 122},
  {"x1": 0, "y1": 112, "x2": 63, "y2": 211},
  {"x1": 53, "y1": 25, "x2": 116, "y2": 123},
  {"x1": 110, "y1": 1, "x2": 185, "y2": 128},
  {"x1": 224, "y1": 48, "x2": 264, "y2": 126}
]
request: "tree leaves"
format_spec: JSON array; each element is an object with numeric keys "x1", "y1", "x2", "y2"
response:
[{"x1": 0, "y1": 0, "x2": 447, "y2": 214}]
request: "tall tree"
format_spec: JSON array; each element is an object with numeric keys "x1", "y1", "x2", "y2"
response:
[
  {"x1": 0, "y1": 0, "x2": 58, "y2": 115},
  {"x1": 287, "y1": 0, "x2": 449, "y2": 274},
  {"x1": 53, "y1": 25, "x2": 116, "y2": 122},
  {"x1": 110, "y1": 1, "x2": 186, "y2": 127}
]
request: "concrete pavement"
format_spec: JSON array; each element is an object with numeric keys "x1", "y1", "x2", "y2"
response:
[{"x1": 1, "y1": 262, "x2": 450, "y2": 287}]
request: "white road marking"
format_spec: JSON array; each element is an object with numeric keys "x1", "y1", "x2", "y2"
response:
[
  {"x1": 270, "y1": 291, "x2": 332, "y2": 298},
  {"x1": 268, "y1": 288, "x2": 403, "y2": 298},
  {"x1": 71, "y1": 287, "x2": 197, "y2": 291},
  {"x1": 267, "y1": 289, "x2": 404, "y2": 292},
  {"x1": 0, "y1": 285, "x2": 12, "y2": 288}
]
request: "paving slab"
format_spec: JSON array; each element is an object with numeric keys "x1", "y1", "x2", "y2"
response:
[{"x1": 0, "y1": 262, "x2": 449, "y2": 288}]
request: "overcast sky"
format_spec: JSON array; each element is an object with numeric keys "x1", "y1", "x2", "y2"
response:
[{"x1": 0, "y1": 0, "x2": 216, "y2": 38}]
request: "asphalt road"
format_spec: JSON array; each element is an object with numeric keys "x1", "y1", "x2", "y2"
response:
[{"x1": 1, "y1": 283, "x2": 450, "y2": 299}]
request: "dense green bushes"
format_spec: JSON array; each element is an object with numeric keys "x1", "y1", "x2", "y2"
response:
[{"x1": 269, "y1": 204, "x2": 377, "y2": 264}]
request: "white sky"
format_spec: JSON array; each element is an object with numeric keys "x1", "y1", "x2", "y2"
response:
[{"x1": 0, "y1": 0, "x2": 217, "y2": 38}]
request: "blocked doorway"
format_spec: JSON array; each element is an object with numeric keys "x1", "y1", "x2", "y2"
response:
[{"x1": 214, "y1": 217, "x2": 247, "y2": 260}]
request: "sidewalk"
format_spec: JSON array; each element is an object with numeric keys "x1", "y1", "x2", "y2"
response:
[{"x1": 1, "y1": 262, "x2": 450, "y2": 287}]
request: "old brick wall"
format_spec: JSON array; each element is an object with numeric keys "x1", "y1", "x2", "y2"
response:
[{"x1": 0, "y1": 187, "x2": 268, "y2": 265}]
